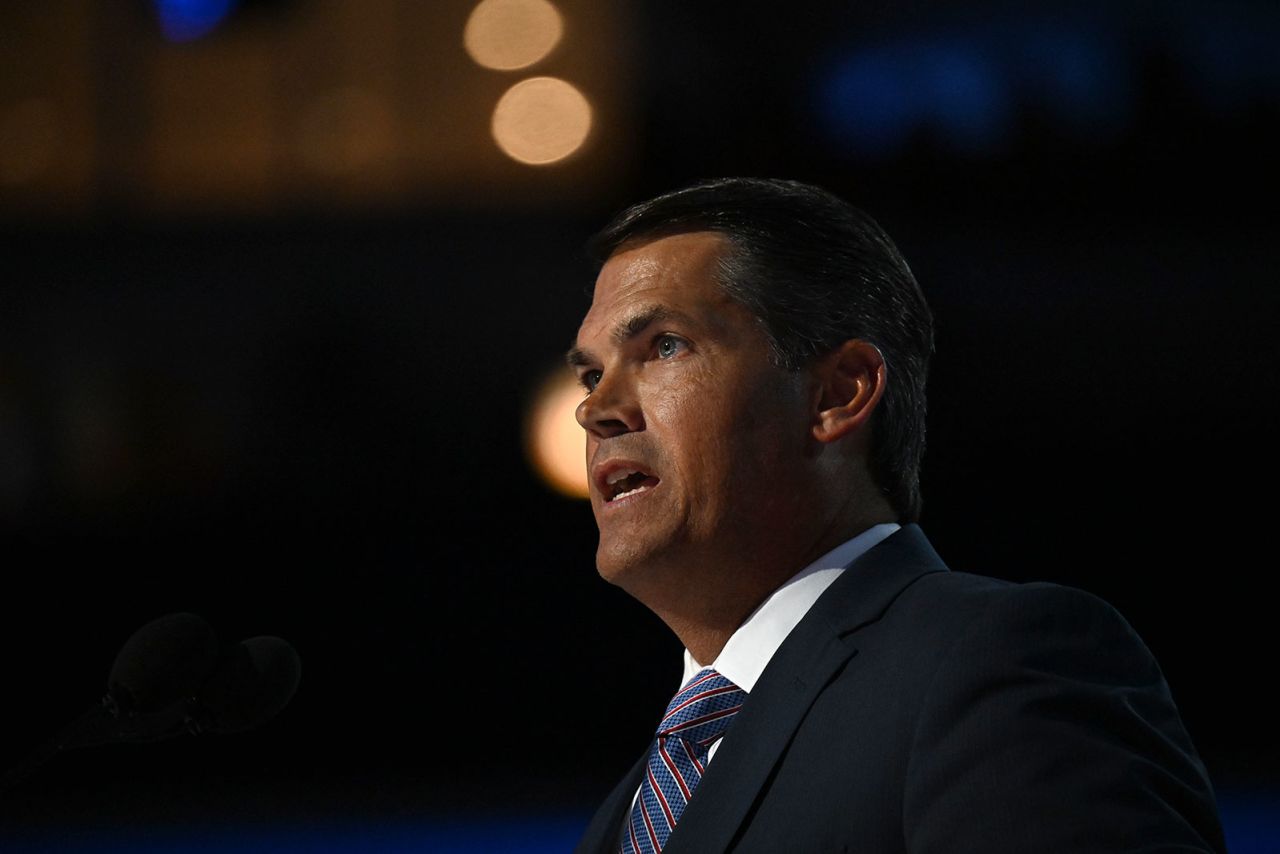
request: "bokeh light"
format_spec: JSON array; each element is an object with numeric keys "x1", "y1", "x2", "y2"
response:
[
  {"x1": 524, "y1": 366, "x2": 589, "y2": 499},
  {"x1": 464, "y1": 0, "x2": 563, "y2": 71},
  {"x1": 491, "y1": 77, "x2": 592, "y2": 165},
  {"x1": 155, "y1": 0, "x2": 239, "y2": 42}
]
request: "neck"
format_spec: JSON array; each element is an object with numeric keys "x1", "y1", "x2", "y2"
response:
[{"x1": 639, "y1": 506, "x2": 897, "y2": 665}]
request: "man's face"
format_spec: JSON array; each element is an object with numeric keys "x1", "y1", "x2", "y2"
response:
[{"x1": 570, "y1": 231, "x2": 813, "y2": 596}]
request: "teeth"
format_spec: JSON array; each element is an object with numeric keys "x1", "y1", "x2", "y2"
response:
[
  {"x1": 612, "y1": 483, "x2": 652, "y2": 501},
  {"x1": 606, "y1": 469, "x2": 637, "y2": 486}
]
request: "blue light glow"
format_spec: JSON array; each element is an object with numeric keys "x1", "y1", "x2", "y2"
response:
[
  {"x1": 1008, "y1": 24, "x2": 1130, "y2": 139},
  {"x1": 0, "y1": 799, "x2": 1275, "y2": 852},
  {"x1": 823, "y1": 47, "x2": 923, "y2": 157},
  {"x1": 0, "y1": 814, "x2": 590, "y2": 854},
  {"x1": 821, "y1": 31, "x2": 1021, "y2": 158},
  {"x1": 818, "y1": 4, "x2": 1280, "y2": 158},
  {"x1": 155, "y1": 0, "x2": 239, "y2": 43},
  {"x1": 922, "y1": 43, "x2": 1011, "y2": 152},
  {"x1": 1219, "y1": 789, "x2": 1280, "y2": 854}
]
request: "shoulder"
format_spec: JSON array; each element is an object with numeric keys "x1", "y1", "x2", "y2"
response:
[
  {"x1": 889, "y1": 569, "x2": 1153, "y2": 665},
  {"x1": 902, "y1": 566, "x2": 1125, "y2": 617},
  {"x1": 893, "y1": 576, "x2": 1224, "y2": 852},
  {"x1": 953, "y1": 571, "x2": 1136, "y2": 622},
  {"x1": 830, "y1": 525, "x2": 1138, "y2": 647},
  {"x1": 884, "y1": 572, "x2": 1174, "y2": 707},
  {"x1": 793, "y1": 528, "x2": 1224, "y2": 851}
]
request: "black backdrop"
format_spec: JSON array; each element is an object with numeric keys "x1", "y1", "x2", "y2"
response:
[{"x1": 1, "y1": 0, "x2": 1277, "y2": 842}]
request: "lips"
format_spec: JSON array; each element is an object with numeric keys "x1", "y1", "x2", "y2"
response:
[{"x1": 594, "y1": 460, "x2": 662, "y2": 503}]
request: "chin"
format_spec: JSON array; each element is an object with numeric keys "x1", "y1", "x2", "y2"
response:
[
  {"x1": 595, "y1": 545, "x2": 635, "y2": 587},
  {"x1": 595, "y1": 536, "x2": 661, "y2": 590}
]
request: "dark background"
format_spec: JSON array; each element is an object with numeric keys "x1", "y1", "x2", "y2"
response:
[{"x1": 1, "y1": 0, "x2": 1277, "y2": 849}]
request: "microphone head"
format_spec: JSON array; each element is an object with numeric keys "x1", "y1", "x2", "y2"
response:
[
  {"x1": 193, "y1": 636, "x2": 301, "y2": 734},
  {"x1": 107, "y1": 613, "x2": 219, "y2": 714}
]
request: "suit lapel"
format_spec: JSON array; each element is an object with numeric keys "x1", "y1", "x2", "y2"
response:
[{"x1": 663, "y1": 524, "x2": 949, "y2": 854}]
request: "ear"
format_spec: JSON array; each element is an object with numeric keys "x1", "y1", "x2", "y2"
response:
[{"x1": 811, "y1": 339, "x2": 886, "y2": 444}]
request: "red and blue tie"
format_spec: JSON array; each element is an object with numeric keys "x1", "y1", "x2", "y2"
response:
[{"x1": 620, "y1": 668, "x2": 747, "y2": 853}]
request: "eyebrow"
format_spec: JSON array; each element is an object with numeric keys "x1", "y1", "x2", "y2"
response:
[{"x1": 565, "y1": 305, "x2": 693, "y2": 368}]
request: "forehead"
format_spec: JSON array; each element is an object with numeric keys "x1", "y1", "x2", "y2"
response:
[{"x1": 578, "y1": 231, "x2": 735, "y2": 338}]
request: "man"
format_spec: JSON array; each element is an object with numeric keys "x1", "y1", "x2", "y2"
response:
[{"x1": 568, "y1": 178, "x2": 1225, "y2": 854}]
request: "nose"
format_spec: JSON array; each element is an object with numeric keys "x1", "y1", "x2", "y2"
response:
[{"x1": 575, "y1": 369, "x2": 644, "y2": 439}]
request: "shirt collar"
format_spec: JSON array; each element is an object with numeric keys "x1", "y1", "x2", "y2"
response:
[{"x1": 682, "y1": 522, "x2": 901, "y2": 692}]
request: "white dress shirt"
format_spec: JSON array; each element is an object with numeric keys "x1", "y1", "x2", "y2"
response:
[
  {"x1": 680, "y1": 522, "x2": 900, "y2": 763},
  {"x1": 629, "y1": 520, "x2": 902, "y2": 826}
]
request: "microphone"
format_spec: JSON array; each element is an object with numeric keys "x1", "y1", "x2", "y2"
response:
[
  {"x1": 188, "y1": 636, "x2": 302, "y2": 735},
  {"x1": 119, "y1": 635, "x2": 302, "y2": 743},
  {"x1": 60, "y1": 612, "x2": 221, "y2": 751},
  {"x1": 110, "y1": 612, "x2": 221, "y2": 713},
  {"x1": 0, "y1": 614, "x2": 300, "y2": 794}
]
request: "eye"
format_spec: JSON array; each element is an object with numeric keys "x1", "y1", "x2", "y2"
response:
[
  {"x1": 580, "y1": 369, "x2": 602, "y2": 393},
  {"x1": 655, "y1": 334, "x2": 688, "y2": 359}
]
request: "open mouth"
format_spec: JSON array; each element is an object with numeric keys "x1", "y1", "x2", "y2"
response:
[{"x1": 604, "y1": 468, "x2": 661, "y2": 502}]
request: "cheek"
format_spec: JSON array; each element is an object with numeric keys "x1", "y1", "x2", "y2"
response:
[
  {"x1": 719, "y1": 381, "x2": 810, "y2": 490},
  {"x1": 646, "y1": 357, "x2": 744, "y2": 430},
  {"x1": 651, "y1": 381, "x2": 760, "y2": 497},
  {"x1": 647, "y1": 370, "x2": 740, "y2": 457},
  {"x1": 650, "y1": 389, "x2": 721, "y2": 434}
]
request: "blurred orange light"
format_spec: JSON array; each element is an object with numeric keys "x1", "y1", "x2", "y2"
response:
[
  {"x1": 525, "y1": 367, "x2": 589, "y2": 499},
  {"x1": 491, "y1": 77, "x2": 592, "y2": 165},
  {"x1": 464, "y1": 0, "x2": 563, "y2": 71}
]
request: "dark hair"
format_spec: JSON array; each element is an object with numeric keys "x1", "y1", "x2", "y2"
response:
[{"x1": 588, "y1": 177, "x2": 934, "y2": 522}]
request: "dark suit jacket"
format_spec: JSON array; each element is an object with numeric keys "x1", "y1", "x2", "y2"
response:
[{"x1": 576, "y1": 524, "x2": 1225, "y2": 853}]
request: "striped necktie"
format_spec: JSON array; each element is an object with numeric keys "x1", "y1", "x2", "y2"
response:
[{"x1": 620, "y1": 668, "x2": 747, "y2": 854}]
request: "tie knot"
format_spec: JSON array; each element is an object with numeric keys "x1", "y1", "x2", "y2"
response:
[{"x1": 657, "y1": 668, "x2": 747, "y2": 749}]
